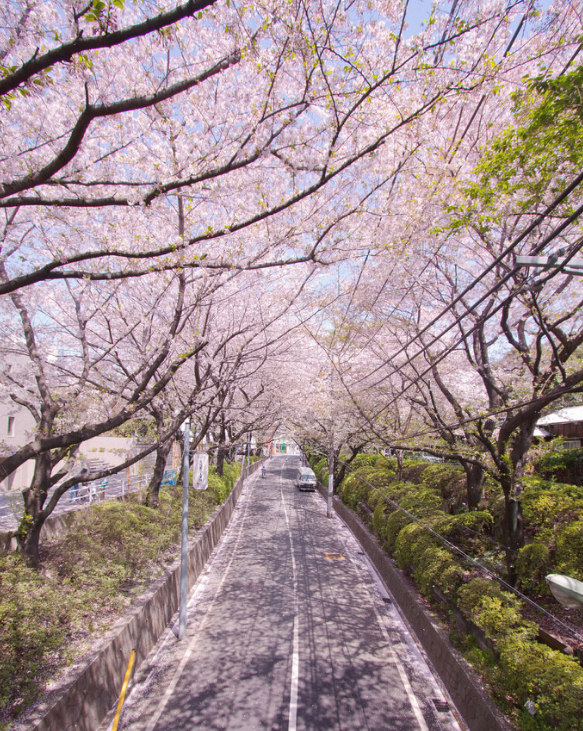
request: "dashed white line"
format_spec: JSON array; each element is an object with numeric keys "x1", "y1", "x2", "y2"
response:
[
  {"x1": 142, "y1": 471, "x2": 258, "y2": 731},
  {"x1": 280, "y1": 475, "x2": 300, "y2": 731}
]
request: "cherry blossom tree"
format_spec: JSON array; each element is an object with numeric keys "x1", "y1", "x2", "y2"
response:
[
  {"x1": 0, "y1": 0, "x2": 555, "y2": 296},
  {"x1": 328, "y1": 56, "x2": 583, "y2": 581}
]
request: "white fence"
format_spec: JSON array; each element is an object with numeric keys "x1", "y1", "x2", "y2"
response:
[
  {"x1": 67, "y1": 471, "x2": 153, "y2": 506},
  {"x1": 0, "y1": 470, "x2": 154, "y2": 530}
]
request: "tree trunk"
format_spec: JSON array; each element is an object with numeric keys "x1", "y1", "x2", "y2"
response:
[
  {"x1": 462, "y1": 462, "x2": 485, "y2": 510},
  {"x1": 502, "y1": 493, "x2": 524, "y2": 585},
  {"x1": 17, "y1": 452, "x2": 52, "y2": 568},
  {"x1": 497, "y1": 419, "x2": 536, "y2": 582},
  {"x1": 334, "y1": 445, "x2": 363, "y2": 492},
  {"x1": 498, "y1": 457, "x2": 527, "y2": 584},
  {"x1": 217, "y1": 444, "x2": 226, "y2": 477},
  {"x1": 147, "y1": 439, "x2": 173, "y2": 508},
  {"x1": 395, "y1": 450, "x2": 404, "y2": 481}
]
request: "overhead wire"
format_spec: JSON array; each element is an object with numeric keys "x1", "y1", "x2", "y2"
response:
[
  {"x1": 366, "y1": 452, "x2": 563, "y2": 578},
  {"x1": 336, "y1": 213, "x2": 583, "y2": 448},
  {"x1": 350, "y1": 171, "x2": 583, "y2": 395},
  {"x1": 344, "y1": 0, "x2": 582, "y2": 397},
  {"x1": 324, "y1": 0, "x2": 536, "y2": 363}
]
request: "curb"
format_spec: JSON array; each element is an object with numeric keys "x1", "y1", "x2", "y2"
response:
[{"x1": 22, "y1": 462, "x2": 260, "y2": 731}]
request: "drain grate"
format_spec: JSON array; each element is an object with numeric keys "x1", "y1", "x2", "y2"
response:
[{"x1": 432, "y1": 698, "x2": 450, "y2": 713}]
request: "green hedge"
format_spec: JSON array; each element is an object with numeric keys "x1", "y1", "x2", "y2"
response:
[
  {"x1": 337, "y1": 462, "x2": 583, "y2": 731},
  {"x1": 207, "y1": 462, "x2": 242, "y2": 503}
]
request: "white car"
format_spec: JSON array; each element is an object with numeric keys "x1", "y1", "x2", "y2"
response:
[{"x1": 295, "y1": 467, "x2": 317, "y2": 492}]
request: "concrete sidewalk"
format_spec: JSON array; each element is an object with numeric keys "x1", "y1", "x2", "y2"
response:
[{"x1": 114, "y1": 456, "x2": 462, "y2": 731}]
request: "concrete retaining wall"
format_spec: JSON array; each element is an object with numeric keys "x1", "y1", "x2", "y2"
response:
[
  {"x1": 23, "y1": 461, "x2": 259, "y2": 731},
  {"x1": 319, "y1": 486, "x2": 511, "y2": 731}
]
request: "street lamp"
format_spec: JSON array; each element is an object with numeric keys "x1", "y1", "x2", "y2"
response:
[{"x1": 516, "y1": 249, "x2": 583, "y2": 277}]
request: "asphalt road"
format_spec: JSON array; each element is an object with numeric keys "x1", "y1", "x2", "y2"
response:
[{"x1": 114, "y1": 456, "x2": 463, "y2": 731}]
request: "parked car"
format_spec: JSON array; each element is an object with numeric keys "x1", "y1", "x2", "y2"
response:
[{"x1": 295, "y1": 467, "x2": 317, "y2": 492}]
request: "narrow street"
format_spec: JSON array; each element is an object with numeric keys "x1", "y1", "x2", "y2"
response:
[{"x1": 115, "y1": 456, "x2": 463, "y2": 731}]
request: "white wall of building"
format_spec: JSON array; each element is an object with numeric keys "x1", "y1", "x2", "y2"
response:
[{"x1": 0, "y1": 399, "x2": 36, "y2": 492}]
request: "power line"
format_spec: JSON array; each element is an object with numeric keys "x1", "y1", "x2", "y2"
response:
[
  {"x1": 336, "y1": 218, "x2": 583, "y2": 448},
  {"x1": 369, "y1": 452, "x2": 561, "y2": 577},
  {"x1": 352, "y1": 175, "x2": 583, "y2": 394}
]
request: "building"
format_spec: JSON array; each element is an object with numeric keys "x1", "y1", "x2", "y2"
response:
[
  {"x1": 0, "y1": 397, "x2": 36, "y2": 492},
  {"x1": 535, "y1": 406, "x2": 583, "y2": 449}
]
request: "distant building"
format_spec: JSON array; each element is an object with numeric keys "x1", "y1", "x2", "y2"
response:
[
  {"x1": 0, "y1": 397, "x2": 36, "y2": 492},
  {"x1": 271, "y1": 434, "x2": 300, "y2": 455},
  {"x1": 535, "y1": 406, "x2": 583, "y2": 449}
]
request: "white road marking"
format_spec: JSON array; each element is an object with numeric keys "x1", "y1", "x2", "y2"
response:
[
  {"x1": 371, "y1": 598, "x2": 430, "y2": 731},
  {"x1": 309, "y1": 490, "x2": 430, "y2": 731},
  {"x1": 143, "y1": 471, "x2": 258, "y2": 731},
  {"x1": 280, "y1": 474, "x2": 299, "y2": 731}
]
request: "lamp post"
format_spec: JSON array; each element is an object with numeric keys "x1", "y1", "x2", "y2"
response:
[
  {"x1": 326, "y1": 419, "x2": 335, "y2": 519},
  {"x1": 516, "y1": 251, "x2": 583, "y2": 276},
  {"x1": 179, "y1": 417, "x2": 190, "y2": 640}
]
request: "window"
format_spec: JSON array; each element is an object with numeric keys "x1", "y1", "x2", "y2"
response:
[{"x1": 7, "y1": 416, "x2": 15, "y2": 437}]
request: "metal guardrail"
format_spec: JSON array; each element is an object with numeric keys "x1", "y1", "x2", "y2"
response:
[
  {"x1": 0, "y1": 471, "x2": 153, "y2": 530},
  {"x1": 68, "y1": 471, "x2": 153, "y2": 506}
]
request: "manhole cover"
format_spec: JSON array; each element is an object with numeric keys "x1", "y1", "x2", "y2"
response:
[{"x1": 432, "y1": 698, "x2": 450, "y2": 713}]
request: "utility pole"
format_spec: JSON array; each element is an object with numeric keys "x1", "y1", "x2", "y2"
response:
[
  {"x1": 327, "y1": 431, "x2": 334, "y2": 519},
  {"x1": 179, "y1": 418, "x2": 190, "y2": 640},
  {"x1": 246, "y1": 430, "x2": 251, "y2": 476}
]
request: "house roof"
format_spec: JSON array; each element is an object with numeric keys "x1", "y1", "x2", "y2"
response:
[
  {"x1": 533, "y1": 426, "x2": 551, "y2": 438},
  {"x1": 537, "y1": 405, "x2": 583, "y2": 426}
]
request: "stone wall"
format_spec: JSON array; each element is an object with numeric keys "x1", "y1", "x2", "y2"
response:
[
  {"x1": 318, "y1": 485, "x2": 511, "y2": 731},
  {"x1": 23, "y1": 461, "x2": 259, "y2": 731}
]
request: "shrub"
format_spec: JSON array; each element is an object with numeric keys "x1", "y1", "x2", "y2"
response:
[
  {"x1": 384, "y1": 509, "x2": 412, "y2": 552},
  {"x1": 421, "y1": 464, "x2": 465, "y2": 499},
  {"x1": 340, "y1": 467, "x2": 381, "y2": 508},
  {"x1": 372, "y1": 500, "x2": 387, "y2": 538},
  {"x1": 515, "y1": 543, "x2": 551, "y2": 593},
  {"x1": 440, "y1": 510, "x2": 494, "y2": 555},
  {"x1": 416, "y1": 545, "x2": 465, "y2": 597},
  {"x1": 0, "y1": 554, "x2": 72, "y2": 724},
  {"x1": 535, "y1": 443, "x2": 583, "y2": 485},
  {"x1": 311, "y1": 457, "x2": 328, "y2": 484},
  {"x1": 521, "y1": 476, "x2": 583, "y2": 541},
  {"x1": 457, "y1": 578, "x2": 535, "y2": 643},
  {"x1": 400, "y1": 461, "x2": 429, "y2": 483},
  {"x1": 207, "y1": 462, "x2": 241, "y2": 503},
  {"x1": 348, "y1": 454, "x2": 379, "y2": 471},
  {"x1": 497, "y1": 634, "x2": 583, "y2": 731},
  {"x1": 394, "y1": 522, "x2": 431, "y2": 570},
  {"x1": 554, "y1": 519, "x2": 583, "y2": 580}
]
